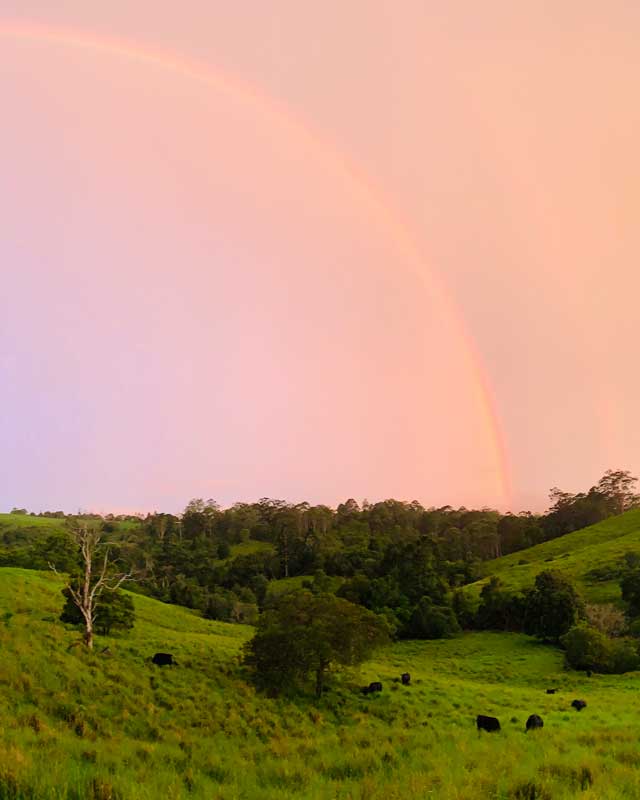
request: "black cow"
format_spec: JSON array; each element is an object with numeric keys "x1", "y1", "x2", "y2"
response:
[
  {"x1": 526, "y1": 714, "x2": 544, "y2": 732},
  {"x1": 152, "y1": 652, "x2": 175, "y2": 667},
  {"x1": 546, "y1": 689, "x2": 557, "y2": 694},
  {"x1": 571, "y1": 699, "x2": 587, "y2": 711},
  {"x1": 362, "y1": 681, "x2": 383, "y2": 695},
  {"x1": 476, "y1": 715, "x2": 500, "y2": 733},
  {"x1": 401, "y1": 673, "x2": 411, "y2": 686}
]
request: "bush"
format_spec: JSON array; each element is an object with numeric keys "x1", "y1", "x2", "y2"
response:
[
  {"x1": 585, "y1": 603, "x2": 626, "y2": 637},
  {"x1": 561, "y1": 625, "x2": 611, "y2": 672},
  {"x1": 561, "y1": 624, "x2": 640, "y2": 674},
  {"x1": 609, "y1": 638, "x2": 640, "y2": 673}
]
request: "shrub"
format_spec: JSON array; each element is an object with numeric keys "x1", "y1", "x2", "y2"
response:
[
  {"x1": 585, "y1": 603, "x2": 626, "y2": 637},
  {"x1": 609, "y1": 638, "x2": 640, "y2": 673},
  {"x1": 561, "y1": 624, "x2": 640, "y2": 674},
  {"x1": 561, "y1": 625, "x2": 611, "y2": 672}
]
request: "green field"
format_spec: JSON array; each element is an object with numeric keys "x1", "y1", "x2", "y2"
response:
[
  {"x1": 0, "y1": 514, "x2": 140, "y2": 542},
  {"x1": 0, "y1": 513, "x2": 67, "y2": 537},
  {"x1": 215, "y1": 539, "x2": 275, "y2": 565},
  {"x1": 466, "y1": 509, "x2": 640, "y2": 605},
  {"x1": 3, "y1": 567, "x2": 640, "y2": 798}
]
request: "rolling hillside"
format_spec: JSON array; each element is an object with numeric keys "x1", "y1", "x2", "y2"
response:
[
  {"x1": 3, "y1": 567, "x2": 640, "y2": 798},
  {"x1": 467, "y1": 509, "x2": 640, "y2": 605},
  {"x1": 0, "y1": 513, "x2": 67, "y2": 539}
]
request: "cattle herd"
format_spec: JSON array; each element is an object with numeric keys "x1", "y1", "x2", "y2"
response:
[
  {"x1": 357, "y1": 673, "x2": 589, "y2": 736},
  {"x1": 477, "y1": 692, "x2": 588, "y2": 734},
  {"x1": 150, "y1": 656, "x2": 587, "y2": 734}
]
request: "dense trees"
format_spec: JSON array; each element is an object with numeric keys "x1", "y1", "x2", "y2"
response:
[
  {"x1": 3, "y1": 468, "x2": 637, "y2": 648},
  {"x1": 543, "y1": 470, "x2": 639, "y2": 539},
  {"x1": 243, "y1": 590, "x2": 389, "y2": 696}
]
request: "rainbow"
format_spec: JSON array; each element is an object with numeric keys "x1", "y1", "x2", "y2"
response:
[{"x1": 0, "y1": 19, "x2": 512, "y2": 507}]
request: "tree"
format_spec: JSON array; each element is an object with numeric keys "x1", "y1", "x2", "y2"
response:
[
  {"x1": 523, "y1": 571, "x2": 583, "y2": 642},
  {"x1": 596, "y1": 470, "x2": 639, "y2": 516},
  {"x1": 61, "y1": 587, "x2": 135, "y2": 636},
  {"x1": 243, "y1": 590, "x2": 389, "y2": 697},
  {"x1": 475, "y1": 576, "x2": 526, "y2": 632},
  {"x1": 405, "y1": 597, "x2": 460, "y2": 639},
  {"x1": 51, "y1": 524, "x2": 131, "y2": 649},
  {"x1": 30, "y1": 533, "x2": 79, "y2": 572},
  {"x1": 621, "y1": 568, "x2": 640, "y2": 617}
]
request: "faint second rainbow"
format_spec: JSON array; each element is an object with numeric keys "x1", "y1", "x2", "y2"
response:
[{"x1": 0, "y1": 19, "x2": 513, "y2": 508}]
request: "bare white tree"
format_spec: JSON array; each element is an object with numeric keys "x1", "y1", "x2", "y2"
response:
[{"x1": 51, "y1": 524, "x2": 131, "y2": 649}]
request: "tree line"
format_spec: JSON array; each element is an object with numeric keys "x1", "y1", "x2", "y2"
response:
[
  {"x1": 13, "y1": 469, "x2": 638, "y2": 694},
  {"x1": 2, "y1": 470, "x2": 637, "y2": 633}
]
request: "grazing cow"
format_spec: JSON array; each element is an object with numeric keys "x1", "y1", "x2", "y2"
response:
[
  {"x1": 526, "y1": 714, "x2": 544, "y2": 732},
  {"x1": 476, "y1": 715, "x2": 500, "y2": 733},
  {"x1": 152, "y1": 652, "x2": 175, "y2": 667},
  {"x1": 546, "y1": 689, "x2": 557, "y2": 694},
  {"x1": 362, "y1": 681, "x2": 383, "y2": 695},
  {"x1": 571, "y1": 699, "x2": 587, "y2": 711},
  {"x1": 401, "y1": 673, "x2": 411, "y2": 686}
]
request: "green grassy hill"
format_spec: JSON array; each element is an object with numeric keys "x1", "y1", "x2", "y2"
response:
[
  {"x1": 0, "y1": 513, "x2": 140, "y2": 542},
  {"x1": 4, "y1": 568, "x2": 640, "y2": 798},
  {"x1": 0, "y1": 513, "x2": 67, "y2": 538},
  {"x1": 467, "y1": 509, "x2": 640, "y2": 605}
]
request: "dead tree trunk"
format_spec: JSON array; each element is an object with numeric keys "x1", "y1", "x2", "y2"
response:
[{"x1": 51, "y1": 524, "x2": 130, "y2": 649}]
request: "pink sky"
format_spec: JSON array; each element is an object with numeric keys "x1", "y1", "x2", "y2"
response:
[{"x1": 1, "y1": 1, "x2": 639, "y2": 514}]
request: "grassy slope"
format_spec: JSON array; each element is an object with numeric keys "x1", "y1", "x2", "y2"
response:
[
  {"x1": 467, "y1": 509, "x2": 640, "y2": 605},
  {"x1": 3, "y1": 569, "x2": 640, "y2": 798},
  {"x1": 0, "y1": 513, "x2": 141, "y2": 542},
  {"x1": 0, "y1": 514, "x2": 67, "y2": 529},
  {"x1": 0, "y1": 514, "x2": 67, "y2": 539},
  {"x1": 213, "y1": 539, "x2": 275, "y2": 567}
]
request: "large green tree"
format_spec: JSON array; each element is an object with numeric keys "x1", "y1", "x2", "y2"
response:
[
  {"x1": 243, "y1": 590, "x2": 389, "y2": 697},
  {"x1": 523, "y1": 570, "x2": 583, "y2": 642}
]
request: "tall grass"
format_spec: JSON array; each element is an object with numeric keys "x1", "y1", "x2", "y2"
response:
[{"x1": 2, "y1": 567, "x2": 640, "y2": 798}]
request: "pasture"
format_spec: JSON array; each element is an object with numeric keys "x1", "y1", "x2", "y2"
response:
[
  {"x1": 467, "y1": 509, "x2": 640, "y2": 606},
  {"x1": 2, "y1": 568, "x2": 640, "y2": 798}
]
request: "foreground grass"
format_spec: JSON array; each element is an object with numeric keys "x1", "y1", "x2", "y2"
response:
[
  {"x1": 467, "y1": 509, "x2": 640, "y2": 605},
  {"x1": 2, "y1": 568, "x2": 640, "y2": 799}
]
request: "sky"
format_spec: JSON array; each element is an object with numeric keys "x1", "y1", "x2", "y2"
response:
[{"x1": 1, "y1": 1, "x2": 639, "y2": 515}]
